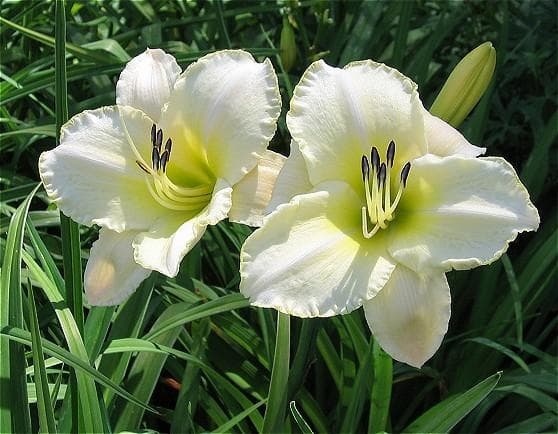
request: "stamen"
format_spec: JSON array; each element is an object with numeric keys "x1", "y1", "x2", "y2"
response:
[
  {"x1": 376, "y1": 163, "x2": 387, "y2": 228},
  {"x1": 384, "y1": 142, "x2": 394, "y2": 212},
  {"x1": 152, "y1": 147, "x2": 160, "y2": 171},
  {"x1": 165, "y1": 138, "x2": 172, "y2": 157},
  {"x1": 361, "y1": 207, "x2": 381, "y2": 239},
  {"x1": 146, "y1": 179, "x2": 206, "y2": 211},
  {"x1": 132, "y1": 118, "x2": 214, "y2": 212},
  {"x1": 361, "y1": 140, "x2": 411, "y2": 238},
  {"x1": 386, "y1": 140, "x2": 395, "y2": 168},
  {"x1": 156, "y1": 128, "x2": 163, "y2": 151},
  {"x1": 387, "y1": 162, "x2": 411, "y2": 217},
  {"x1": 152, "y1": 177, "x2": 210, "y2": 204},
  {"x1": 160, "y1": 151, "x2": 169, "y2": 172},
  {"x1": 361, "y1": 155, "x2": 370, "y2": 181},
  {"x1": 369, "y1": 154, "x2": 378, "y2": 224},
  {"x1": 401, "y1": 162, "x2": 411, "y2": 187},
  {"x1": 371, "y1": 147, "x2": 380, "y2": 173},
  {"x1": 161, "y1": 173, "x2": 213, "y2": 196},
  {"x1": 151, "y1": 124, "x2": 157, "y2": 146},
  {"x1": 378, "y1": 163, "x2": 386, "y2": 185},
  {"x1": 136, "y1": 160, "x2": 150, "y2": 174}
]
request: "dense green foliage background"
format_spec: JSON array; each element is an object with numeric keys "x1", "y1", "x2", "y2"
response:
[{"x1": 1, "y1": 0, "x2": 556, "y2": 433}]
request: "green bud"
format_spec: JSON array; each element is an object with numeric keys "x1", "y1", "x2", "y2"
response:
[
  {"x1": 430, "y1": 41, "x2": 496, "y2": 128},
  {"x1": 280, "y1": 16, "x2": 297, "y2": 72}
]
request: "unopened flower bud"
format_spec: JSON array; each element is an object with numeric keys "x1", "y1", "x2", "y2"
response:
[
  {"x1": 280, "y1": 16, "x2": 297, "y2": 72},
  {"x1": 430, "y1": 41, "x2": 496, "y2": 127}
]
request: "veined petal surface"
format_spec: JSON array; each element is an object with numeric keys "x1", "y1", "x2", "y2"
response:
[
  {"x1": 116, "y1": 48, "x2": 181, "y2": 122},
  {"x1": 133, "y1": 179, "x2": 233, "y2": 277},
  {"x1": 363, "y1": 265, "x2": 450, "y2": 368},
  {"x1": 229, "y1": 150, "x2": 286, "y2": 227},
  {"x1": 389, "y1": 155, "x2": 540, "y2": 272},
  {"x1": 287, "y1": 60, "x2": 427, "y2": 190},
  {"x1": 240, "y1": 181, "x2": 396, "y2": 317},
  {"x1": 39, "y1": 106, "x2": 166, "y2": 232},
  {"x1": 266, "y1": 140, "x2": 313, "y2": 214},
  {"x1": 424, "y1": 111, "x2": 485, "y2": 157},
  {"x1": 160, "y1": 50, "x2": 281, "y2": 186},
  {"x1": 85, "y1": 228, "x2": 151, "y2": 306}
]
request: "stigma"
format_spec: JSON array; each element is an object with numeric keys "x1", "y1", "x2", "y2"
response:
[{"x1": 361, "y1": 140, "x2": 411, "y2": 239}]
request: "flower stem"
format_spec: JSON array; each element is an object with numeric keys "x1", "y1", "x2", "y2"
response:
[
  {"x1": 55, "y1": 1, "x2": 84, "y2": 431},
  {"x1": 368, "y1": 339, "x2": 393, "y2": 433},
  {"x1": 262, "y1": 312, "x2": 290, "y2": 433}
]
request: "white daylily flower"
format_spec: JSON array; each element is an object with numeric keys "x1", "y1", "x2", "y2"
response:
[
  {"x1": 39, "y1": 48, "x2": 283, "y2": 306},
  {"x1": 239, "y1": 59, "x2": 539, "y2": 368}
]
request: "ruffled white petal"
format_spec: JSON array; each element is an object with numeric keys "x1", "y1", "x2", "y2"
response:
[
  {"x1": 229, "y1": 150, "x2": 286, "y2": 227},
  {"x1": 240, "y1": 181, "x2": 396, "y2": 317},
  {"x1": 38, "y1": 106, "x2": 166, "y2": 232},
  {"x1": 116, "y1": 48, "x2": 181, "y2": 122},
  {"x1": 266, "y1": 140, "x2": 313, "y2": 214},
  {"x1": 424, "y1": 111, "x2": 485, "y2": 157},
  {"x1": 159, "y1": 50, "x2": 281, "y2": 186},
  {"x1": 363, "y1": 266, "x2": 451, "y2": 368},
  {"x1": 389, "y1": 155, "x2": 540, "y2": 272},
  {"x1": 287, "y1": 59, "x2": 427, "y2": 190},
  {"x1": 85, "y1": 228, "x2": 151, "y2": 306},
  {"x1": 133, "y1": 179, "x2": 233, "y2": 277}
]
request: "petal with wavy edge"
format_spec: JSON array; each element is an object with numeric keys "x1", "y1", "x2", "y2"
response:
[
  {"x1": 363, "y1": 265, "x2": 450, "y2": 368},
  {"x1": 39, "y1": 106, "x2": 166, "y2": 232},
  {"x1": 266, "y1": 140, "x2": 313, "y2": 214},
  {"x1": 287, "y1": 60, "x2": 427, "y2": 191},
  {"x1": 229, "y1": 150, "x2": 286, "y2": 227},
  {"x1": 389, "y1": 155, "x2": 540, "y2": 272},
  {"x1": 240, "y1": 181, "x2": 396, "y2": 317},
  {"x1": 160, "y1": 50, "x2": 281, "y2": 187},
  {"x1": 116, "y1": 48, "x2": 181, "y2": 122},
  {"x1": 85, "y1": 228, "x2": 151, "y2": 306},
  {"x1": 424, "y1": 111, "x2": 485, "y2": 157},
  {"x1": 133, "y1": 179, "x2": 233, "y2": 277}
]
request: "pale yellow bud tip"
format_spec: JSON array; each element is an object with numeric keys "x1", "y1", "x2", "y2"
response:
[{"x1": 430, "y1": 41, "x2": 496, "y2": 128}]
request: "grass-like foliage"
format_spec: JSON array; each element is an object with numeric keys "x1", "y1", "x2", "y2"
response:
[{"x1": 1, "y1": 0, "x2": 556, "y2": 432}]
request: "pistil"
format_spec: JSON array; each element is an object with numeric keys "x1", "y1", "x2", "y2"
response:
[{"x1": 361, "y1": 141, "x2": 411, "y2": 239}]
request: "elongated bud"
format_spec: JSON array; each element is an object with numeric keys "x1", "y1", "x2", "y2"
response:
[
  {"x1": 280, "y1": 16, "x2": 297, "y2": 72},
  {"x1": 430, "y1": 41, "x2": 496, "y2": 128}
]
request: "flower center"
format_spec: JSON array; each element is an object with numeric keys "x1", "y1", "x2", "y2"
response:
[
  {"x1": 132, "y1": 124, "x2": 213, "y2": 212},
  {"x1": 360, "y1": 140, "x2": 411, "y2": 239}
]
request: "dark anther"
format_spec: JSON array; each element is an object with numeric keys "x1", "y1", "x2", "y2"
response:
[
  {"x1": 387, "y1": 140, "x2": 395, "y2": 167},
  {"x1": 151, "y1": 124, "x2": 157, "y2": 146},
  {"x1": 361, "y1": 155, "x2": 370, "y2": 181},
  {"x1": 160, "y1": 151, "x2": 169, "y2": 172},
  {"x1": 156, "y1": 129, "x2": 163, "y2": 151},
  {"x1": 152, "y1": 147, "x2": 160, "y2": 171},
  {"x1": 401, "y1": 162, "x2": 411, "y2": 187},
  {"x1": 378, "y1": 162, "x2": 386, "y2": 185},
  {"x1": 165, "y1": 138, "x2": 172, "y2": 156},
  {"x1": 371, "y1": 147, "x2": 380, "y2": 172}
]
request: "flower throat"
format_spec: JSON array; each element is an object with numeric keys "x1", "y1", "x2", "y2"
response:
[
  {"x1": 361, "y1": 140, "x2": 411, "y2": 239},
  {"x1": 120, "y1": 113, "x2": 212, "y2": 212}
]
